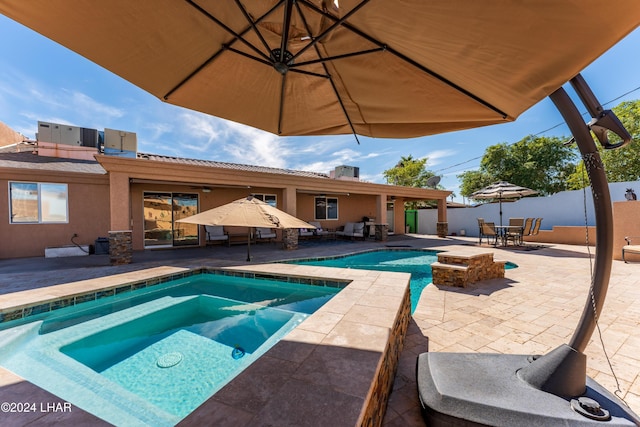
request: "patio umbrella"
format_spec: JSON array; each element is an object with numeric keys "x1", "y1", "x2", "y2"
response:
[
  {"x1": 470, "y1": 181, "x2": 537, "y2": 227},
  {"x1": 3, "y1": 2, "x2": 640, "y2": 424},
  {"x1": 177, "y1": 196, "x2": 314, "y2": 261},
  {"x1": 0, "y1": 1, "x2": 638, "y2": 140}
]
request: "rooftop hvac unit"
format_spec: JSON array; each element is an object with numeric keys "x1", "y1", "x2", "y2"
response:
[
  {"x1": 37, "y1": 121, "x2": 93, "y2": 147},
  {"x1": 37, "y1": 121, "x2": 81, "y2": 145},
  {"x1": 333, "y1": 165, "x2": 359, "y2": 180},
  {"x1": 103, "y1": 128, "x2": 137, "y2": 157}
]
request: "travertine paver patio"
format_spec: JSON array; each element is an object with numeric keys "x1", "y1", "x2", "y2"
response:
[
  {"x1": 384, "y1": 238, "x2": 640, "y2": 426},
  {"x1": 0, "y1": 235, "x2": 639, "y2": 426}
]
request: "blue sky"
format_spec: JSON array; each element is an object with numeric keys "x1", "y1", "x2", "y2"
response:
[{"x1": 1, "y1": 15, "x2": 639, "y2": 203}]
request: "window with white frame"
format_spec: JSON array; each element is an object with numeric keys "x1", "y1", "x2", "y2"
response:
[
  {"x1": 253, "y1": 194, "x2": 277, "y2": 207},
  {"x1": 315, "y1": 196, "x2": 338, "y2": 220},
  {"x1": 9, "y1": 182, "x2": 69, "y2": 223}
]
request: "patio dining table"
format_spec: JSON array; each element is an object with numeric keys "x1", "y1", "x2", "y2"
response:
[{"x1": 494, "y1": 225, "x2": 524, "y2": 246}]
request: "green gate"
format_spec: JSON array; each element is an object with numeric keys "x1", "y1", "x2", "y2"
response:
[{"x1": 405, "y1": 209, "x2": 418, "y2": 233}]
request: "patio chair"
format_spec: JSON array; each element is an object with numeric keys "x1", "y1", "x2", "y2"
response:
[
  {"x1": 336, "y1": 222, "x2": 365, "y2": 240},
  {"x1": 298, "y1": 227, "x2": 315, "y2": 239},
  {"x1": 504, "y1": 218, "x2": 525, "y2": 245},
  {"x1": 480, "y1": 222, "x2": 498, "y2": 246},
  {"x1": 308, "y1": 221, "x2": 329, "y2": 238},
  {"x1": 204, "y1": 225, "x2": 230, "y2": 247},
  {"x1": 522, "y1": 218, "x2": 534, "y2": 237},
  {"x1": 622, "y1": 236, "x2": 640, "y2": 263},
  {"x1": 255, "y1": 227, "x2": 277, "y2": 243},
  {"x1": 477, "y1": 218, "x2": 485, "y2": 244},
  {"x1": 530, "y1": 218, "x2": 542, "y2": 236}
]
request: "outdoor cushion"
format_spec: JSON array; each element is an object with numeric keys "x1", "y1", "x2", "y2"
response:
[{"x1": 205, "y1": 225, "x2": 228, "y2": 240}]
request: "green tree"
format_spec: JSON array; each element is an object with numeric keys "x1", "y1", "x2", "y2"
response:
[
  {"x1": 383, "y1": 155, "x2": 434, "y2": 187},
  {"x1": 457, "y1": 170, "x2": 493, "y2": 198},
  {"x1": 383, "y1": 155, "x2": 439, "y2": 208},
  {"x1": 459, "y1": 135, "x2": 577, "y2": 197}
]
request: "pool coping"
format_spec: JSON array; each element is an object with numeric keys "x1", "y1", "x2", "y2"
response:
[{"x1": 0, "y1": 262, "x2": 412, "y2": 426}]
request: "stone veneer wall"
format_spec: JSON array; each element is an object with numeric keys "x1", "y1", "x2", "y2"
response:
[
  {"x1": 109, "y1": 230, "x2": 132, "y2": 265},
  {"x1": 281, "y1": 228, "x2": 298, "y2": 250},
  {"x1": 432, "y1": 252, "x2": 505, "y2": 287},
  {"x1": 436, "y1": 222, "x2": 448, "y2": 238},
  {"x1": 374, "y1": 224, "x2": 388, "y2": 241},
  {"x1": 357, "y1": 285, "x2": 411, "y2": 426}
]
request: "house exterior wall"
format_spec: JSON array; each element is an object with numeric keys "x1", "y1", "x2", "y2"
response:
[
  {"x1": 0, "y1": 169, "x2": 110, "y2": 258},
  {"x1": 1, "y1": 153, "x2": 450, "y2": 258}
]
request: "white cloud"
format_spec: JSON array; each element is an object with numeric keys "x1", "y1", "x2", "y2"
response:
[{"x1": 422, "y1": 149, "x2": 457, "y2": 166}]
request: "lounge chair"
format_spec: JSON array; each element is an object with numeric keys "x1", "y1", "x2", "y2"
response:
[
  {"x1": 530, "y1": 218, "x2": 542, "y2": 236},
  {"x1": 623, "y1": 236, "x2": 640, "y2": 263},
  {"x1": 522, "y1": 218, "x2": 534, "y2": 237},
  {"x1": 299, "y1": 227, "x2": 315, "y2": 239},
  {"x1": 336, "y1": 222, "x2": 365, "y2": 240},
  {"x1": 308, "y1": 221, "x2": 329, "y2": 238},
  {"x1": 255, "y1": 227, "x2": 277, "y2": 243},
  {"x1": 479, "y1": 222, "x2": 498, "y2": 246},
  {"x1": 205, "y1": 225, "x2": 229, "y2": 246}
]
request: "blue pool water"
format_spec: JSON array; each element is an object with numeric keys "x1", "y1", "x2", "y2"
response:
[
  {"x1": 0, "y1": 273, "x2": 340, "y2": 426},
  {"x1": 292, "y1": 250, "x2": 517, "y2": 312}
]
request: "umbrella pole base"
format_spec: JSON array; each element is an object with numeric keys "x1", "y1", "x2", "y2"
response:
[{"x1": 417, "y1": 351, "x2": 640, "y2": 426}]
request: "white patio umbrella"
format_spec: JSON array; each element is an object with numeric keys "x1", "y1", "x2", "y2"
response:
[
  {"x1": 470, "y1": 181, "x2": 537, "y2": 227},
  {"x1": 177, "y1": 196, "x2": 314, "y2": 261}
]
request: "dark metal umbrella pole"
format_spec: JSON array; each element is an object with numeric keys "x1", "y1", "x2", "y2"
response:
[{"x1": 416, "y1": 76, "x2": 640, "y2": 426}]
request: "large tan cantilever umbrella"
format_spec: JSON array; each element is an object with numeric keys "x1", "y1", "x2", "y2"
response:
[
  {"x1": 0, "y1": 1, "x2": 638, "y2": 140},
  {"x1": 177, "y1": 196, "x2": 314, "y2": 261},
  {"x1": 470, "y1": 181, "x2": 537, "y2": 227}
]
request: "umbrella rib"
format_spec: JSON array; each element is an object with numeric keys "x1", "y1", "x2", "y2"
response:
[
  {"x1": 294, "y1": 0, "x2": 361, "y2": 144},
  {"x1": 233, "y1": 0, "x2": 274, "y2": 55},
  {"x1": 301, "y1": 0, "x2": 508, "y2": 119},
  {"x1": 278, "y1": 72, "x2": 287, "y2": 135},
  {"x1": 279, "y1": 0, "x2": 294, "y2": 63},
  {"x1": 165, "y1": 0, "x2": 280, "y2": 100},
  {"x1": 185, "y1": 0, "x2": 271, "y2": 62},
  {"x1": 291, "y1": 0, "x2": 371, "y2": 64},
  {"x1": 293, "y1": 47, "x2": 386, "y2": 67}
]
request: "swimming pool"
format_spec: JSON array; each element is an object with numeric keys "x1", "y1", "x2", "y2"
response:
[
  {"x1": 0, "y1": 272, "x2": 341, "y2": 426},
  {"x1": 291, "y1": 249, "x2": 517, "y2": 312}
]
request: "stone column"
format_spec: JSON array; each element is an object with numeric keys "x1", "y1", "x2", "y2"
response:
[
  {"x1": 109, "y1": 230, "x2": 133, "y2": 265},
  {"x1": 375, "y1": 224, "x2": 389, "y2": 241},
  {"x1": 282, "y1": 228, "x2": 298, "y2": 250},
  {"x1": 436, "y1": 222, "x2": 448, "y2": 238}
]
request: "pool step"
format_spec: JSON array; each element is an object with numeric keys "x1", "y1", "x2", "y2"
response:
[{"x1": 431, "y1": 252, "x2": 505, "y2": 288}]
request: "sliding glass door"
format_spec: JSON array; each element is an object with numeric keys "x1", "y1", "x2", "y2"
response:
[{"x1": 143, "y1": 192, "x2": 199, "y2": 248}]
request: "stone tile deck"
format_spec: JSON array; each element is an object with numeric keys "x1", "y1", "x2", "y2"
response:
[{"x1": 0, "y1": 236, "x2": 639, "y2": 426}]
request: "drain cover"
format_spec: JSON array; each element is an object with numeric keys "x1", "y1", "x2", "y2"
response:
[
  {"x1": 157, "y1": 352, "x2": 183, "y2": 368},
  {"x1": 232, "y1": 346, "x2": 245, "y2": 360}
]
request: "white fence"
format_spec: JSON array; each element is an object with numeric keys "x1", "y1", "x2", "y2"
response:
[{"x1": 417, "y1": 180, "x2": 640, "y2": 237}]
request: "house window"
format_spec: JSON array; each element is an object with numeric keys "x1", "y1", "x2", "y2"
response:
[
  {"x1": 253, "y1": 194, "x2": 277, "y2": 207},
  {"x1": 9, "y1": 182, "x2": 69, "y2": 223},
  {"x1": 315, "y1": 197, "x2": 338, "y2": 220}
]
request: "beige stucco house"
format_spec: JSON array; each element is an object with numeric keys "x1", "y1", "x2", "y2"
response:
[{"x1": 1, "y1": 136, "x2": 450, "y2": 260}]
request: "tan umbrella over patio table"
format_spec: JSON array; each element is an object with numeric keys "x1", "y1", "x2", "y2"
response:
[
  {"x1": 177, "y1": 195, "x2": 314, "y2": 261},
  {"x1": 470, "y1": 181, "x2": 538, "y2": 227},
  {"x1": 0, "y1": 1, "x2": 639, "y2": 141}
]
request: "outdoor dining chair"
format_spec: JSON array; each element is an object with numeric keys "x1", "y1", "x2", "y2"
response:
[
  {"x1": 504, "y1": 218, "x2": 525, "y2": 245},
  {"x1": 480, "y1": 221, "x2": 498, "y2": 246}
]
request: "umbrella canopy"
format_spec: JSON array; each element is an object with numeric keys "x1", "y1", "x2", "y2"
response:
[
  {"x1": 177, "y1": 196, "x2": 314, "y2": 260},
  {"x1": 470, "y1": 181, "x2": 537, "y2": 226},
  {"x1": 1, "y1": 1, "x2": 638, "y2": 139}
]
